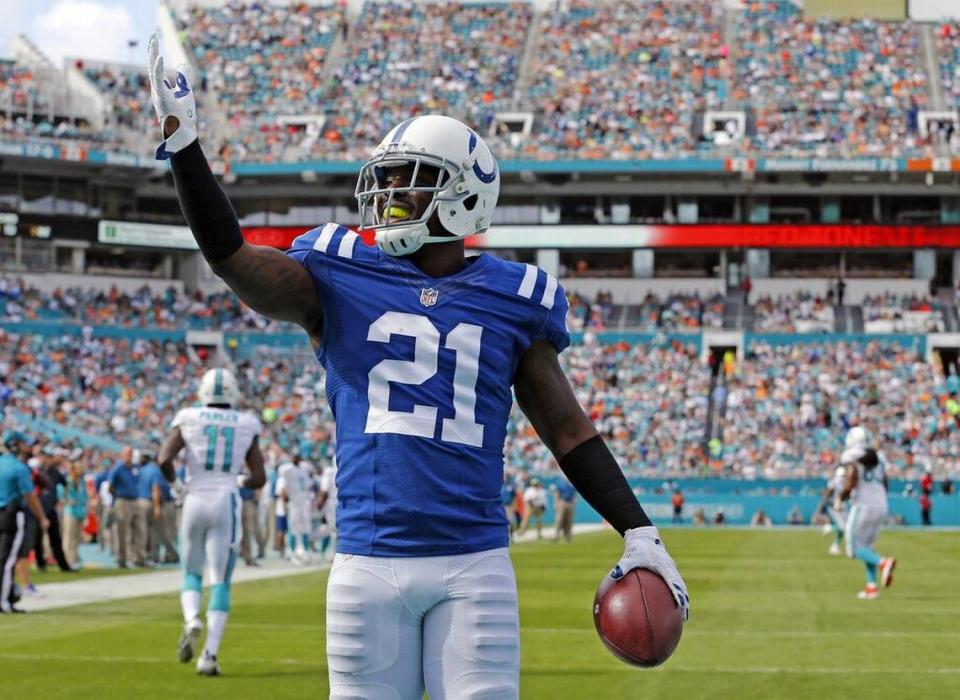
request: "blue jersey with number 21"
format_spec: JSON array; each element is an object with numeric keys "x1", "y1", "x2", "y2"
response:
[{"x1": 287, "y1": 224, "x2": 570, "y2": 556}]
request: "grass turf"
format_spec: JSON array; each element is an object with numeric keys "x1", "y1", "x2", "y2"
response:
[{"x1": 0, "y1": 528, "x2": 957, "y2": 699}]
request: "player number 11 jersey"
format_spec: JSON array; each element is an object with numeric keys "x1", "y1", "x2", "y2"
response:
[{"x1": 172, "y1": 407, "x2": 262, "y2": 493}]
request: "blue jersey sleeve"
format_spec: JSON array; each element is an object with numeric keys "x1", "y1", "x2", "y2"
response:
[
  {"x1": 533, "y1": 279, "x2": 570, "y2": 354},
  {"x1": 16, "y1": 465, "x2": 33, "y2": 497}
]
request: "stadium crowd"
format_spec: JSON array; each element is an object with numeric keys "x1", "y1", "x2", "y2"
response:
[
  {"x1": 177, "y1": 0, "x2": 346, "y2": 163},
  {"x1": 318, "y1": 0, "x2": 531, "y2": 161},
  {"x1": 0, "y1": 278, "x2": 296, "y2": 332},
  {"x1": 521, "y1": 0, "x2": 726, "y2": 160},
  {"x1": 861, "y1": 293, "x2": 946, "y2": 333},
  {"x1": 3, "y1": 316, "x2": 960, "y2": 577},
  {"x1": 80, "y1": 62, "x2": 154, "y2": 138},
  {"x1": 752, "y1": 292, "x2": 835, "y2": 333},
  {"x1": 733, "y1": 2, "x2": 930, "y2": 157},
  {"x1": 6, "y1": 2, "x2": 960, "y2": 161},
  {"x1": 720, "y1": 339, "x2": 960, "y2": 478},
  {"x1": 565, "y1": 290, "x2": 724, "y2": 332},
  {"x1": 0, "y1": 61, "x2": 52, "y2": 116}
]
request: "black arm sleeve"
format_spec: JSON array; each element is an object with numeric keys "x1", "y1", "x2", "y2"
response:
[
  {"x1": 558, "y1": 435, "x2": 651, "y2": 535},
  {"x1": 169, "y1": 140, "x2": 244, "y2": 263}
]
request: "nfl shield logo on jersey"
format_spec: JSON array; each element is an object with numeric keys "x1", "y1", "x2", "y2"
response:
[{"x1": 420, "y1": 288, "x2": 439, "y2": 307}]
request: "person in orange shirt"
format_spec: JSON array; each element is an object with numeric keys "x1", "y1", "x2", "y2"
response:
[{"x1": 671, "y1": 489, "x2": 685, "y2": 524}]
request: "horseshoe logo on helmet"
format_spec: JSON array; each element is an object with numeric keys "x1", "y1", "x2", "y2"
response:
[{"x1": 467, "y1": 131, "x2": 497, "y2": 184}]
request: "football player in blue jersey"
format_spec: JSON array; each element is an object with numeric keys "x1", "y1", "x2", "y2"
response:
[{"x1": 149, "y1": 34, "x2": 688, "y2": 698}]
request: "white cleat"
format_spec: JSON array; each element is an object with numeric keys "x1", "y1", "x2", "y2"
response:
[
  {"x1": 828, "y1": 542, "x2": 841, "y2": 556},
  {"x1": 880, "y1": 557, "x2": 897, "y2": 589},
  {"x1": 178, "y1": 619, "x2": 203, "y2": 663},
  {"x1": 821, "y1": 523, "x2": 833, "y2": 536},
  {"x1": 196, "y1": 651, "x2": 221, "y2": 676},
  {"x1": 857, "y1": 584, "x2": 879, "y2": 600}
]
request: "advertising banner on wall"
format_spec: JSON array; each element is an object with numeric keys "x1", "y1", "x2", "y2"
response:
[
  {"x1": 98, "y1": 220, "x2": 198, "y2": 250},
  {"x1": 909, "y1": 0, "x2": 960, "y2": 21},
  {"x1": 242, "y1": 224, "x2": 960, "y2": 250}
]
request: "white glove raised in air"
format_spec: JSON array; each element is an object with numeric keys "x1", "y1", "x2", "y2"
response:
[
  {"x1": 147, "y1": 33, "x2": 198, "y2": 160},
  {"x1": 611, "y1": 525, "x2": 690, "y2": 620}
]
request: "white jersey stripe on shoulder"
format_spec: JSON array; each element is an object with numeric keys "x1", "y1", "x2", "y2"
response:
[
  {"x1": 313, "y1": 223, "x2": 339, "y2": 254},
  {"x1": 337, "y1": 230, "x2": 359, "y2": 259},
  {"x1": 540, "y1": 274, "x2": 558, "y2": 309},
  {"x1": 517, "y1": 263, "x2": 538, "y2": 298}
]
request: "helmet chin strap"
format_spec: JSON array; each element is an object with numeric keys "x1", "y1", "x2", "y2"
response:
[{"x1": 375, "y1": 221, "x2": 430, "y2": 256}]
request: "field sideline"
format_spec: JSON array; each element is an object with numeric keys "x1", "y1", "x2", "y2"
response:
[{"x1": 1, "y1": 528, "x2": 957, "y2": 699}]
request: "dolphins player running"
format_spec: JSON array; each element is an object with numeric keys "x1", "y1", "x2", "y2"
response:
[
  {"x1": 149, "y1": 35, "x2": 687, "y2": 697},
  {"x1": 820, "y1": 465, "x2": 846, "y2": 556},
  {"x1": 839, "y1": 426, "x2": 896, "y2": 600},
  {"x1": 159, "y1": 368, "x2": 266, "y2": 675}
]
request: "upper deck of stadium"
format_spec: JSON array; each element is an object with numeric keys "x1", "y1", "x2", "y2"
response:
[{"x1": 4, "y1": 0, "x2": 960, "y2": 173}]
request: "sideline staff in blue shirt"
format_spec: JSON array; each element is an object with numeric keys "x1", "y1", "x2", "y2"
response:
[{"x1": 0, "y1": 431, "x2": 49, "y2": 613}]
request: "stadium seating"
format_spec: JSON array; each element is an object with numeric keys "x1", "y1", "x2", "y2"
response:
[
  {"x1": 176, "y1": 1, "x2": 346, "y2": 162},
  {"x1": 319, "y1": 0, "x2": 531, "y2": 161},
  {"x1": 733, "y1": 2, "x2": 929, "y2": 157},
  {"x1": 3, "y1": 308, "x2": 955, "y2": 482},
  {"x1": 861, "y1": 293, "x2": 946, "y2": 333},
  {"x1": 5, "y1": 2, "x2": 960, "y2": 160},
  {"x1": 0, "y1": 60, "x2": 53, "y2": 115},
  {"x1": 752, "y1": 292, "x2": 835, "y2": 333},
  {"x1": 721, "y1": 339, "x2": 948, "y2": 478},
  {"x1": 0, "y1": 280, "x2": 736, "y2": 333},
  {"x1": 936, "y1": 22, "x2": 960, "y2": 149},
  {"x1": 520, "y1": 0, "x2": 725, "y2": 160},
  {"x1": 81, "y1": 63, "x2": 154, "y2": 135},
  {"x1": 0, "y1": 279, "x2": 297, "y2": 332}
]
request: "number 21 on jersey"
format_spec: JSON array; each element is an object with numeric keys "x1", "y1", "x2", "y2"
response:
[{"x1": 365, "y1": 311, "x2": 484, "y2": 448}]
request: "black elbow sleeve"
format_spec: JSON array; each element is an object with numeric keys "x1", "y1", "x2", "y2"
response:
[
  {"x1": 558, "y1": 435, "x2": 651, "y2": 535},
  {"x1": 170, "y1": 140, "x2": 244, "y2": 263}
]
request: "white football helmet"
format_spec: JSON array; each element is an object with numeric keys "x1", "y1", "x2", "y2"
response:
[
  {"x1": 844, "y1": 426, "x2": 870, "y2": 450},
  {"x1": 198, "y1": 367, "x2": 240, "y2": 407},
  {"x1": 355, "y1": 114, "x2": 500, "y2": 256}
]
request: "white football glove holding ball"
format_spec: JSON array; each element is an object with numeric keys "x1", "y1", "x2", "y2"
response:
[
  {"x1": 147, "y1": 33, "x2": 198, "y2": 160},
  {"x1": 611, "y1": 526, "x2": 690, "y2": 620}
]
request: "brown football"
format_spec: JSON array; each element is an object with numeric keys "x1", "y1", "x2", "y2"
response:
[{"x1": 593, "y1": 568, "x2": 684, "y2": 667}]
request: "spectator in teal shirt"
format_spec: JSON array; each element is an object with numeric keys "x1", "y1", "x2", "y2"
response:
[{"x1": 59, "y1": 463, "x2": 88, "y2": 568}]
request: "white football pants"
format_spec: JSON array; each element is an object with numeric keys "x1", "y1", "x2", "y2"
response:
[
  {"x1": 181, "y1": 489, "x2": 241, "y2": 583},
  {"x1": 326, "y1": 547, "x2": 519, "y2": 699},
  {"x1": 287, "y1": 500, "x2": 312, "y2": 540}
]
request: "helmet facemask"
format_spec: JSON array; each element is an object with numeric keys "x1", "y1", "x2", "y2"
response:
[{"x1": 356, "y1": 146, "x2": 466, "y2": 256}]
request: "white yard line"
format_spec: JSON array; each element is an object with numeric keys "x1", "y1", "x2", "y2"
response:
[
  {"x1": 0, "y1": 651, "x2": 957, "y2": 676},
  {"x1": 19, "y1": 524, "x2": 609, "y2": 612},
  {"x1": 18, "y1": 559, "x2": 323, "y2": 612}
]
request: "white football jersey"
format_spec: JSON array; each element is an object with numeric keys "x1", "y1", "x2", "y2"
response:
[
  {"x1": 277, "y1": 461, "x2": 311, "y2": 504},
  {"x1": 320, "y1": 463, "x2": 338, "y2": 504},
  {"x1": 840, "y1": 446, "x2": 888, "y2": 511},
  {"x1": 172, "y1": 406, "x2": 262, "y2": 493}
]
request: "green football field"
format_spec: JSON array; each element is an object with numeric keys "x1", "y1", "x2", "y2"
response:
[{"x1": 2, "y1": 528, "x2": 958, "y2": 699}]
